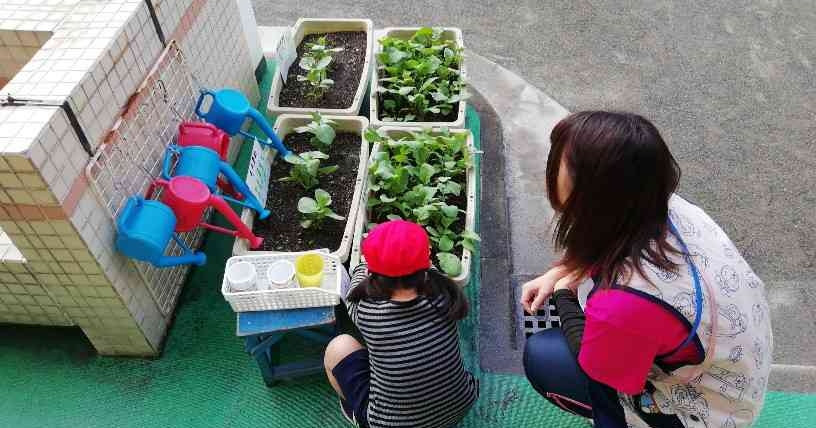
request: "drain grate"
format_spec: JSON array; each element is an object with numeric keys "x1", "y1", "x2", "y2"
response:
[{"x1": 522, "y1": 298, "x2": 560, "y2": 338}]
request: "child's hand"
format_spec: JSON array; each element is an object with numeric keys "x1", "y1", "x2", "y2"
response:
[{"x1": 520, "y1": 266, "x2": 582, "y2": 314}]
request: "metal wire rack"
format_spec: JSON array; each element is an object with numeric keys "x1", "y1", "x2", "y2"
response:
[{"x1": 85, "y1": 41, "x2": 209, "y2": 316}]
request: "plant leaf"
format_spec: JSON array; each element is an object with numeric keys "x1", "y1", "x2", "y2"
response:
[
  {"x1": 418, "y1": 163, "x2": 436, "y2": 184},
  {"x1": 297, "y1": 197, "x2": 318, "y2": 214},
  {"x1": 314, "y1": 188, "x2": 331, "y2": 206},
  {"x1": 314, "y1": 124, "x2": 335, "y2": 145},
  {"x1": 364, "y1": 127, "x2": 383, "y2": 143},
  {"x1": 386, "y1": 214, "x2": 403, "y2": 221},
  {"x1": 440, "y1": 203, "x2": 459, "y2": 218},
  {"x1": 300, "y1": 219, "x2": 313, "y2": 229},
  {"x1": 461, "y1": 230, "x2": 481, "y2": 242},
  {"x1": 437, "y1": 252, "x2": 461, "y2": 276},
  {"x1": 319, "y1": 165, "x2": 338, "y2": 175},
  {"x1": 316, "y1": 56, "x2": 332, "y2": 69},
  {"x1": 327, "y1": 212, "x2": 345, "y2": 221},
  {"x1": 438, "y1": 236, "x2": 454, "y2": 252}
]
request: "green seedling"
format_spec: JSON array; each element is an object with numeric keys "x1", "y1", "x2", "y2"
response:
[
  {"x1": 278, "y1": 150, "x2": 337, "y2": 190},
  {"x1": 376, "y1": 27, "x2": 469, "y2": 122},
  {"x1": 365, "y1": 127, "x2": 479, "y2": 276},
  {"x1": 298, "y1": 188, "x2": 345, "y2": 229},
  {"x1": 297, "y1": 36, "x2": 343, "y2": 99},
  {"x1": 294, "y1": 112, "x2": 337, "y2": 151}
]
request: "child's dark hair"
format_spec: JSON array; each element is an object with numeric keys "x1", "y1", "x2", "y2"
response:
[{"x1": 347, "y1": 268, "x2": 468, "y2": 322}]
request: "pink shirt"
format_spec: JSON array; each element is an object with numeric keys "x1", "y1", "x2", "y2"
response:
[{"x1": 578, "y1": 288, "x2": 703, "y2": 395}]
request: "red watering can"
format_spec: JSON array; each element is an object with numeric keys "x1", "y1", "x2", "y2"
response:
[
  {"x1": 177, "y1": 122, "x2": 230, "y2": 159},
  {"x1": 176, "y1": 121, "x2": 244, "y2": 201},
  {"x1": 146, "y1": 176, "x2": 263, "y2": 249}
]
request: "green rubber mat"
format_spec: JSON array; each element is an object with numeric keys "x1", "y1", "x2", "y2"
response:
[{"x1": 0, "y1": 60, "x2": 813, "y2": 428}]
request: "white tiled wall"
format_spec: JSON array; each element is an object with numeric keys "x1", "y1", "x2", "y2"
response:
[
  {"x1": 0, "y1": 0, "x2": 260, "y2": 356},
  {"x1": 0, "y1": 0, "x2": 78, "y2": 32},
  {"x1": 0, "y1": 30, "x2": 52, "y2": 89}
]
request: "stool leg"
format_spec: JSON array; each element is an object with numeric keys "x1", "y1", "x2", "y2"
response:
[{"x1": 245, "y1": 333, "x2": 284, "y2": 386}]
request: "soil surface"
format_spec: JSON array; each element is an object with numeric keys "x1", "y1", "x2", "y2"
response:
[
  {"x1": 253, "y1": 133, "x2": 360, "y2": 252},
  {"x1": 279, "y1": 31, "x2": 367, "y2": 109}
]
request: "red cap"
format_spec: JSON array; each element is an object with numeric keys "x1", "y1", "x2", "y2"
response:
[{"x1": 362, "y1": 220, "x2": 431, "y2": 277}]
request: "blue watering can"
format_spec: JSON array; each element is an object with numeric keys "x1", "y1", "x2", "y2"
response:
[
  {"x1": 115, "y1": 196, "x2": 207, "y2": 267},
  {"x1": 195, "y1": 88, "x2": 292, "y2": 158},
  {"x1": 162, "y1": 144, "x2": 271, "y2": 220}
]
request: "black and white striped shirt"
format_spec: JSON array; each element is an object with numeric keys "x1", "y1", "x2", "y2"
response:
[{"x1": 346, "y1": 265, "x2": 478, "y2": 428}]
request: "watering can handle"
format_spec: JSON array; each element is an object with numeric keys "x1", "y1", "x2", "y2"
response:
[
  {"x1": 162, "y1": 146, "x2": 179, "y2": 180},
  {"x1": 194, "y1": 89, "x2": 215, "y2": 119},
  {"x1": 117, "y1": 196, "x2": 140, "y2": 235},
  {"x1": 145, "y1": 178, "x2": 169, "y2": 199}
]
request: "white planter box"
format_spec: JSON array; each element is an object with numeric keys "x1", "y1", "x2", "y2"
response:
[
  {"x1": 267, "y1": 18, "x2": 374, "y2": 116},
  {"x1": 350, "y1": 127, "x2": 476, "y2": 286},
  {"x1": 369, "y1": 27, "x2": 467, "y2": 129},
  {"x1": 233, "y1": 114, "x2": 370, "y2": 262}
]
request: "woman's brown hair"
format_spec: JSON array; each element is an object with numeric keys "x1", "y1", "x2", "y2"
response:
[{"x1": 546, "y1": 111, "x2": 681, "y2": 287}]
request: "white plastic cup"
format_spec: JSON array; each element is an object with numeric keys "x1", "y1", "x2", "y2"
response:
[
  {"x1": 226, "y1": 261, "x2": 256, "y2": 292},
  {"x1": 267, "y1": 260, "x2": 295, "y2": 289}
]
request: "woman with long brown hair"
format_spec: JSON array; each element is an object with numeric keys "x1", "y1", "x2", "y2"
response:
[{"x1": 521, "y1": 111, "x2": 772, "y2": 428}]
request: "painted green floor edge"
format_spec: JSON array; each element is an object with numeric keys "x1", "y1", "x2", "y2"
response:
[{"x1": 0, "y1": 60, "x2": 812, "y2": 427}]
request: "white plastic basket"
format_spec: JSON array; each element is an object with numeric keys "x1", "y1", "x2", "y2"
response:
[
  {"x1": 233, "y1": 114, "x2": 370, "y2": 262},
  {"x1": 369, "y1": 27, "x2": 467, "y2": 129},
  {"x1": 267, "y1": 18, "x2": 374, "y2": 116},
  {"x1": 221, "y1": 251, "x2": 347, "y2": 312},
  {"x1": 350, "y1": 127, "x2": 477, "y2": 286}
]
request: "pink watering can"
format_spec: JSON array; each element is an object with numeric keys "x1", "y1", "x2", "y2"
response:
[{"x1": 146, "y1": 176, "x2": 263, "y2": 249}]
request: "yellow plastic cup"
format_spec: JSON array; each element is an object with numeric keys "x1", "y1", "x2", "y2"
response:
[{"x1": 295, "y1": 253, "x2": 324, "y2": 288}]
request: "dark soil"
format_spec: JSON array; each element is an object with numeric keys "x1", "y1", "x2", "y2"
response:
[
  {"x1": 252, "y1": 133, "x2": 361, "y2": 252},
  {"x1": 279, "y1": 31, "x2": 367, "y2": 109}
]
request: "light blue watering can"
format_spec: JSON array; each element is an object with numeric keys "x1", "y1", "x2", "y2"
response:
[
  {"x1": 115, "y1": 196, "x2": 207, "y2": 267},
  {"x1": 162, "y1": 144, "x2": 271, "y2": 220},
  {"x1": 195, "y1": 88, "x2": 292, "y2": 158}
]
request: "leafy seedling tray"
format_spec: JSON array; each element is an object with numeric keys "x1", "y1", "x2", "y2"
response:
[
  {"x1": 268, "y1": 18, "x2": 374, "y2": 116},
  {"x1": 233, "y1": 114, "x2": 369, "y2": 262},
  {"x1": 350, "y1": 127, "x2": 476, "y2": 286},
  {"x1": 369, "y1": 27, "x2": 467, "y2": 130}
]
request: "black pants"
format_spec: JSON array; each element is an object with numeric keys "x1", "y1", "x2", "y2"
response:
[{"x1": 523, "y1": 329, "x2": 684, "y2": 428}]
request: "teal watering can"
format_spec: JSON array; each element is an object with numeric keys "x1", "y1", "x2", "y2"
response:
[
  {"x1": 162, "y1": 144, "x2": 271, "y2": 220},
  {"x1": 115, "y1": 196, "x2": 207, "y2": 267},
  {"x1": 194, "y1": 88, "x2": 292, "y2": 158}
]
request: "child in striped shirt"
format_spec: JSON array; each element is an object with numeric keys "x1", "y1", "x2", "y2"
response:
[{"x1": 323, "y1": 220, "x2": 478, "y2": 428}]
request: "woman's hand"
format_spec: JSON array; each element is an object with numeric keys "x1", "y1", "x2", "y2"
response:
[{"x1": 520, "y1": 266, "x2": 583, "y2": 314}]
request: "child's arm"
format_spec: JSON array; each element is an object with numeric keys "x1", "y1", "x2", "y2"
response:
[{"x1": 345, "y1": 263, "x2": 369, "y2": 324}]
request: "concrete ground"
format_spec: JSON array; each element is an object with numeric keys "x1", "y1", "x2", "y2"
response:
[{"x1": 251, "y1": 0, "x2": 816, "y2": 387}]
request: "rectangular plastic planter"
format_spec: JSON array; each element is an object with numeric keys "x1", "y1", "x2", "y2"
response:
[
  {"x1": 267, "y1": 18, "x2": 374, "y2": 116},
  {"x1": 349, "y1": 127, "x2": 477, "y2": 286},
  {"x1": 369, "y1": 27, "x2": 467, "y2": 129},
  {"x1": 233, "y1": 114, "x2": 370, "y2": 262}
]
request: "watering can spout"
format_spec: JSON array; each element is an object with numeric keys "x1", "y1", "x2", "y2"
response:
[
  {"x1": 246, "y1": 108, "x2": 292, "y2": 158},
  {"x1": 155, "y1": 251, "x2": 207, "y2": 267}
]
